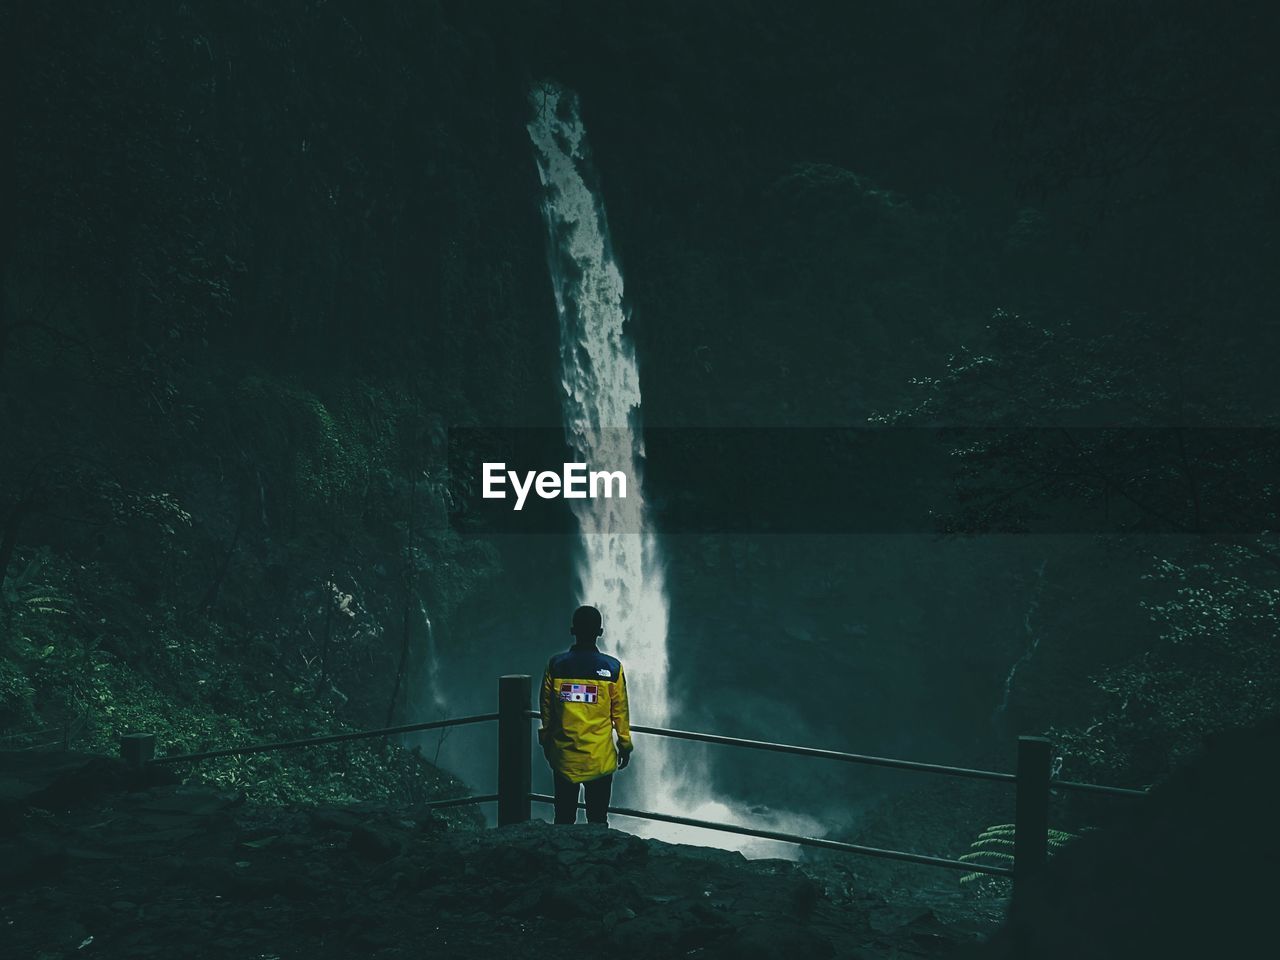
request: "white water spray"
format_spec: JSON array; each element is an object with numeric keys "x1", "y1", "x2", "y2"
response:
[
  {"x1": 995, "y1": 559, "x2": 1048, "y2": 721},
  {"x1": 418, "y1": 598, "x2": 446, "y2": 716},
  {"x1": 527, "y1": 81, "x2": 674, "y2": 804},
  {"x1": 527, "y1": 83, "x2": 822, "y2": 857}
]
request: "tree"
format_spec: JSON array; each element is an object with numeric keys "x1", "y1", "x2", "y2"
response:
[{"x1": 874, "y1": 308, "x2": 1280, "y2": 782}]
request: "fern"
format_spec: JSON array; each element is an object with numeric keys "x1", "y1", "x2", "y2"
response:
[
  {"x1": 2, "y1": 586, "x2": 74, "y2": 618},
  {"x1": 959, "y1": 822, "x2": 1086, "y2": 890},
  {"x1": 22, "y1": 595, "x2": 72, "y2": 616},
  {"x1": 977, "y1": 823, "x2": 1015, "y2": 836},
  {"x1": 962, "y1": 849, "x2": 1013, "y2": 865},
  {"x1": 967, "y1": 838, "x2": 1015, "y2": 851}
]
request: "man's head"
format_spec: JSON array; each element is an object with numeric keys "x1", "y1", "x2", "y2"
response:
[{"x1": 570, "y1": 604, "x2": 603, "y2": 645}]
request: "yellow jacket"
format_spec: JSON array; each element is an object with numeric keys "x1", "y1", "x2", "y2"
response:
[{"x1": 539, "y1": 644, "x2": 633, "y2": 783}]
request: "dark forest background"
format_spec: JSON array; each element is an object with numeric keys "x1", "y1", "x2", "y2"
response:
[{"x1": 1, "y1": 0, "x2": 1277, "y2": 882}]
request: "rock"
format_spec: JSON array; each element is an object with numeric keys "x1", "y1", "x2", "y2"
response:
[
  {"x1": 277, "y1": 832, "x2": 312, "y2": 849},
  {"x1": 78, "y1": 904, "x2": 114, "y2": 928},
  {"x1": 590, "y1": 829, "x2": 649, "y2": 865},
  {"x1": 788, "y1": 876, "x2": 822, "y2": 919},
  {"x1": 497, "y1": 887, "x2": 543, "y2": 917},
  {"x1": 726, "y1": 921, "x2": 836, "y2": 960},
  {"x1": 44, "y1": 917, "x2": 89, "y2": 951},
  {"x1": 615, "y1": 905, "x2": 733, "y2": 954},
  {"x1": 539, "y1": 885, "x2": 594, "y2": 921},
  {"x1": 348, "y1": 824, "x2": 402, "y2": 861},
  {"x1": 133, "y1": 785, "x2": 241, "y2": 818},
  {"x1": 476, "y1": 839, "x2": 561, "y2": 878},
  {"x1": 0, "y1": 764, "x2": 973, "y2": 959},
  {"x1": 227, "y1": 871, "x2": 277, "y2": 901},
  {"x1": 603, "y1": 906, "x2": 637, "y2": 929},
  {"x1": 782, "y1": 624, "x2": 813, "y2": 645},
  {"x1": 154, "y1": 854, "x2": 188, "y2": 879},
  {"x1": 0, "y1": 751, "x2": 128, "y2": 825},
  {"x1": 185, "y1": 856, "x2": 234, "y2": 893},
  {"x1": 0, "y1": 837, "x2": 67, "y2": 884},
  {"x1": 309, "y1": 806, "x2": 364, "y2": 833},
  {"x1": 407, "y1": 804, "x2": 446, "y2": 833}
]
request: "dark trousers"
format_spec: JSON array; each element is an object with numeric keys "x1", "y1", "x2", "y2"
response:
[{"x1": 553, "y1": 772, "x2": 613, "y2": 825}]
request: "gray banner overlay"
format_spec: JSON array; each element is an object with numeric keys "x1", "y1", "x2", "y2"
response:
[{"x1": 445, "y1": 427, "x2": 1280, "y2": 535}]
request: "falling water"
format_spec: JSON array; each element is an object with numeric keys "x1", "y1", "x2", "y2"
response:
[
  {"x1": 994, "y1": 559, "x2": 1049, "y2": 723},
  {"x1": 527, "y1": 81, "x2": 675, "y2": 805},
  {"x1": 527, "y1": 83, "x2": 821, "y2": 856},
  {"x1": 418, "y1": 597, "x2": 446, "y2": 715}
]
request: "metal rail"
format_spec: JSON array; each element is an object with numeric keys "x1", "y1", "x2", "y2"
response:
[
  {"x1": 523, "y1": 709, "x2": 1148, "y2": 797},
  {"x1": 424, "y1": 793, "x2": 498, "y2": 809},
  {"x1": 528, "y1": 793, "x2": 1013, "y2": 876},
  {"x1": 149, "y1": 712, "x2": 498, "y2": 765},
  {"x1": 629, "y1": 718, "x2": 1013, "y2": 782},
  {"x1": 1050, "y1": 778, "x2": 1149, "y2": 799},
  {"x1": 116, "y1": 675, "x2": 1149, "y2": 897}
]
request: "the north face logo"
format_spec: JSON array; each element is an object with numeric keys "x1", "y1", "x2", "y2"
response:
[{"x1": 596, "y1": 668, "x2": 611, "y2": 678}]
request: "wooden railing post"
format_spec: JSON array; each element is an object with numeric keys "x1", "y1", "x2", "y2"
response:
[
  {"x1": 120, "y1": 732, "x2": 155, "y2": 770},
  {"x1": 497, "y1": 675, "x2": 531, "y2": 826},
  {"x1": 1013, "y1": 735, "x2": 1052, "y2": 899}
]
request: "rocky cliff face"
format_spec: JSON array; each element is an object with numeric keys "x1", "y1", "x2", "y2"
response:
[{"x1": 2, "y1": 750, "x2": 980, "y2": 959}]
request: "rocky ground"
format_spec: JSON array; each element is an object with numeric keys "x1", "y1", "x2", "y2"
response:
[{"x1": 1, "y1": 750, "x2": 992, "y2": 959}]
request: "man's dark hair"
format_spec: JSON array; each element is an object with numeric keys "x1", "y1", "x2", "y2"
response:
[{"x1": 571, "y1": 604, "x2": 603, "y2": 641}]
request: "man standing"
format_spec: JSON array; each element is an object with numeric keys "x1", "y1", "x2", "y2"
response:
[{"x1": 539, "y1": 605, "x2": 633, "y2": 825}]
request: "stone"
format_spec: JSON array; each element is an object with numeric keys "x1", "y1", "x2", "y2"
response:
[
  {"x1": 726, "y1": 922, "x2": 836, "y2": 960},
  {"x1": 309, "y1": 806, "x2": 364, "y2": 833},
  {"x1": 348, "y1": 824, "x2": 402, "y2": 861},
  {"x1": 0, "y1": 837, "x2": 67, "y2": 884},
  {"x1": 788, "y1": 876, "x2": 822, "y2": 919},
  {"x1": 0, "y1": 751, "x2": 127, "y2": 822},
  {"x1": 498, "y1": 888, "x2": 542, "y2": 917},
  {"x1": 603, "y1": 906, "x2": 637, "y2": 930}
]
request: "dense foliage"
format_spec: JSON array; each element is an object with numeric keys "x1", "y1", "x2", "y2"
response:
[
  {"x1": 875, "y1": 309, "x2": 1280, "y2": 786},
  {"x1": 2, "y1": 0, "x2": 1276, "y2": 815},
  {"x1": 0, "y1": 0, "x2": 548, "y2": 799}
]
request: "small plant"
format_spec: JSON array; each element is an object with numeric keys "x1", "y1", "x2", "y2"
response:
[
  {"x1": 15, "y1": 592, "x2": 73, "y2": 617},
  {"x1": 959, "y1": 823, "x2": 1084, "y2": 897}
]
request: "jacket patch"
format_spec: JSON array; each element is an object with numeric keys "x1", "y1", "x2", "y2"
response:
[
  {"x1": 595, "y1": 668, "x2": 611, "y2": 677},
  {"x1": 559, "y1": 682, "x2": 598, "y2": 703}
]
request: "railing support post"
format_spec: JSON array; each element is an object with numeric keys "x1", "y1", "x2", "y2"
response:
[
  {"x1": 497, "y1": 675, "x2": 531, "y2": 826},
  {"x1": 120, "y1": 732, "x2": 155, "y2": 770},
  {"x1": 1013, "y1": 735, "x2": 1052, "y2": 900}
]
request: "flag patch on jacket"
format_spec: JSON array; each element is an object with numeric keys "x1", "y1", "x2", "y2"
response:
[{"x1": 559, "y1": 682, "x2": 598, "y2": 703}]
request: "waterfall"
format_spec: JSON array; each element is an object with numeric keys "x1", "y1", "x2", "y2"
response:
[
  {"x1": 418, "y1": 597, "x2": 446, "y2": 715},
  {"x1": 994, "y1": 559, "x2": 1048, "y2": 723},
  {"x1": 409, "y1": 594, "x2": 455, "y2": 767},
  {"x1": 527, "y1": 81, "x2": 675, "y2": 809},
  {"x1": 527, "y1": 83, "x2": 820, "y2": 856}
]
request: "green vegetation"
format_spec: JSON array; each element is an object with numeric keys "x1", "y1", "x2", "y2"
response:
[
  {"x1": 877, "y1": 309, "x2": 1280, "y2": 787},
  {"x1": 959, "y1": 823, "x2": 1084, "y2": 898},
  {"x1": 0, "y1": 540, "x2": 484, "y2": 805},
  {"x1": 1051, "y1": 545, "x2": 1280, "y2": 784},
  {"x1": 0, "y1": 1, "x2": 549, "y2": 804},
  {"x1": 2, "y1": 0, "x2": 1276, "y2": 824}
]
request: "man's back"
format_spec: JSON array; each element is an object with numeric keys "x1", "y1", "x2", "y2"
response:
[
  {"x1": 539, "y1": 605, "x2": 633, "y2": 825},
  {"x1": 540, "y1": 645, "x2": 631, "y2": 783}
]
